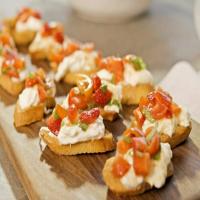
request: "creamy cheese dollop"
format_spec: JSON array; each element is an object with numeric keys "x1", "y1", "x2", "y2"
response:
[
  {"x1": 18, "y1": 86, "x2": 40, "y2": 110},
  {"x1": 29, "y1": 33, "x2": 62, "y2": 54},
  {"x1": 123, "y1": 63, "x2": 153, "y2": 86},
  {"x1": 120, "y1": 143, "x2": 172, "y2": 189},
  {"x1": 97, "y1": 69, "x2": 113, "y2": 82},
  {"x1": 142, "y1": 106, "x2": 190, "y2": 137},
  {"x1": 15, "y1": 16, "x2": 42, "y2": 32},
  {"x1": 55, "y1": 115, "x2": 105, "y2": 145},
  {"x1": 55, "y1": 50, "x2": 98, "y2": 81}
]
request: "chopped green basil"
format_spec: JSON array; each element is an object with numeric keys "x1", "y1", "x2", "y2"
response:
[
  {"x1": 53, "y1": 111, "x2": 60, "y2": 120},
  {"x1": 142, "y1": 108, "x2": 155, "y2": 123},
  {"x1": 130, "y1": 56, "x2": 146, "y2": 71},
  {"x1": 101, "y1": 84, "x2": 107, "y2": 93},
  {"x1": 28, "y1": 72, "x2": 34, "y2": 78},
  {"x1": 61, "y1": 120, "x2": 65, "y2": 127},
  {"x1": 153, "y1": 149, "x2": 161, "y2": 160},
  {"x1": 0, "y1": 45, "x2": 3, "y2": 55},
  {"x1": 79, "y1": 123, "x2": 88, "y2": 131},
  {"x1": 123, "y1": 135, "x2": 132, "y2": 144},
  {"x1": 109, "y1": 99, "x2": 122, "y2": 109}
]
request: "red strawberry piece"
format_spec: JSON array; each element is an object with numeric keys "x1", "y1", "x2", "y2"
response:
[
  {"x1": 46, "y1": 114, "x2": 62, "y2": 135},
  {"x1": 79, "y1": 107, "x2": 100, "y2": 124}
]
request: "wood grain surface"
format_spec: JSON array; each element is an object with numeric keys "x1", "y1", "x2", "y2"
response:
[{"x1": 0, "y1": 0, "x2": 200, "y2": 200}]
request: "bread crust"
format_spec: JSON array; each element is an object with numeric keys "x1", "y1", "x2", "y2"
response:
[
  {"x1": 122, "y1": 83, "x2": 154, "y2": 105},
  {"x1": 39, "y1": 129, "x2": 116, "y2": 155},
  {"x1": 0, "y1": 75, "x2": 24, "y2": 96},
  {"x1": 160, "y1": 123, "x2": 192, "y2": 148},
  {"x1": 103, "y1": 157, "x2": 173, "y2": 195},
  {"x1": 14, "y1": 102, "x2": 44, "y2": 127}
]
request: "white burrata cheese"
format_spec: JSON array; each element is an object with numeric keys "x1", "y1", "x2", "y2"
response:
[
  {"x1": 120, "y1": 143, "x2": 172, "y2": 189},
  {"x1": 97, "y1": 69, "x2": 113, "y2": 81},
  {"x1": 15, "y1": 16, "x2": 42, "y2": 32},
  {"x1": 142, "y1": 106, "x2": 190, "y2": 137},
  {"x1": 18, "y1": 86, "x2": 40, "y2": 110},
  {"x1": 57, "y1": 116, "x2": 105, "y2": 145},
  {"x1": 55, "y1": 50, "x2": 98, "y2": 81},
  {"x1": 29, "y1": 33, "x2": 62, "y2": 54},
  {"x1": 145, "y1": 143, "x2": 172, "y2": 188},
  {"x1": 123, "y1": 63, "x2": 153, "y2": 86}
]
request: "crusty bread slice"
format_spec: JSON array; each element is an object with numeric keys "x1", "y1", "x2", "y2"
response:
[
  {"x1": 14, "y1": 102, "x2": 44, "y2": 127},
  {"x1": 160, "y1": 123, "x2": 192, "y2": 148},
  {"x1": 39, "y1": 129, "x2": 116, "y2": 155},
  {"x1": 103, "y1": 157, "x2": 173, "y2": 195},
  {"x1": 122, "y1": 83, "x2": 154, "y2": 105},
  {"x1": 0, "y1": 74, "x2": 24, "y2": 96}
]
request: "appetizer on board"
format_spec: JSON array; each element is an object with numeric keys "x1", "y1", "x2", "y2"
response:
[
  {"x1": 103, "y1": 127, "x2": 173, "y2": 195},
  {"x1": 131, "y1": 88, "x2": 191, "y2": 148},
  {"x1": 53, "y1": 40, "x2": 100, "y2": 85},
  {"x1": 29, "y1": 22, "x2": 64, "y2": 61},
  {"x1": 4, "y1": 7, "x2": 42, "y2": 47},
  {"x1": 14, "y1": 69, "x2": 56, "y2": 127},
  {"x1": 0, "y1": 48, "x2": 27, "y2": 95},
  {"x1": 96, "y1": 55, "x2": 154, "y2": 105},
  {"x1": 64, "y1": 74, "x2": 122, "y2": 121}
]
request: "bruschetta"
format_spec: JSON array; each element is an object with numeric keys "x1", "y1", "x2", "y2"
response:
[
  {"x1": 103, "y1": 127, "x2": 173, "y2": 195},
  {"x1": 131, "y1": 88, "x2": 192, "y2": 148},
  {"x1": 4, "y1": 7, "x2": 42, "y2": 48},
  {"x1": 0, "y1": 48, "x2": 27, "y2": 96},
  {"x1": 14, "y1": 68, "x2": 56, "y2": 127},
  {"x1": 52, "y1": 40, "x2": 100, "y2": 85},
  {"x1": 39, "y1": 105, "x2": 115, "y2": 155},
  {"x1": 29, "y1": 22, "x2": 64, "y2": 61},
  {"x1": 96, "y1": 55, "x2": 154, "y2": 105}
]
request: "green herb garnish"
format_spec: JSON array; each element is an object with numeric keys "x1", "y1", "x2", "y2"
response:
[
  {"x1": 79, "y1": 123, "x2": 88, "y2": 131},
  {"x1": 123, "y1": 135, "x2": 132, "y2": 144},
  {"x1": 28, "y1": 72, "x2": 34, "y2": 78},
  {"x1": 109, "y1": 99, "x2": 122, "y2": 109},
  {"x1": 142, "y1": 108, "x2": 155, "y2": 123},
  {"x1": 61, "y1": 120, "x2": 65, "y2": 127},
  {"x1": 53, "y1": 111, "x2": 60, "y2": 120},
  {"x1": 129, "y1": 56, "x2": 146, "y2": 71},
  {"x1": 153, "y1": 150, "x2": 161, "y2": 160},
  {"x1": 101, "y1": 84, "x2": 108, "y2": 93}
]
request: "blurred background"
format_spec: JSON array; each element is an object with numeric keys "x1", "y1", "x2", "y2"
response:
[{"x1": 0, "y1": 0, "x2": 200, "y2": 199}]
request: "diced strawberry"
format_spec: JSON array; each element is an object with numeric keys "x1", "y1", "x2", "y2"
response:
[
  {"x1": 7, "y1": 70, "x2": 19, "y2": 78},
  {"x1": 25, "y1": 77, "x2": 38, "y2": 87},
  {"x1": 123, "y1": 127, "x2": 144, "y2": 138},
  {"x1": 67, "y1": 105, "x2": 78, "y2": 123},
  {"x1": 93, "y1": 88, "x2": 112, "y2": 106},
  {"x1": 46, "y1": 114, "x2": 62, "y2": 135},
  {"x1": 112, "y1": 156, "x2": 130, "y2": 178},
  {"x1": 92, "y1": 75, "x2": 101, "y2": 91},
  {"x1": 134, "y1": 151, "x2": 151, "y2": 176},
  {"x1": 13, "y1": 58, "x2": 24, "y2": 70},
  {"x1": 79, "y1": 107, "x2": 100, "y2": 124}
]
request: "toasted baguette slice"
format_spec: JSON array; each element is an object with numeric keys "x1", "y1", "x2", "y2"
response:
[
  {"x1": 3, "y1": 17, "x2": 36, "y2": 47},
  {"x1": 103, "y1": 157, "x2": 173, "y2": 195},
  {"x1": 160, "y1": 123, "x2": 192, "y2": 148},
  {"x1": 0, "y1": 75, "x2": 24, "y2": 96},
  {"x1": 40, "y1": 129, "x2": 116, "y2": 155},
  {"x1": 14, "y1": 102, "x2": 44, "y2": 127},
  {"x1": 122, "y1": 83, "x2": 154, "y2": 105}
]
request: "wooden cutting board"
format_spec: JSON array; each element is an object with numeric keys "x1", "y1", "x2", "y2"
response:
[{"x1": 0, "y1": 87, "x2": 200, "y2": 200}]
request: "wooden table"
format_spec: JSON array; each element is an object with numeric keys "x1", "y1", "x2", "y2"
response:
[{"x1": 0, "y1": 0, "x2": 200, "y2": 199}]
